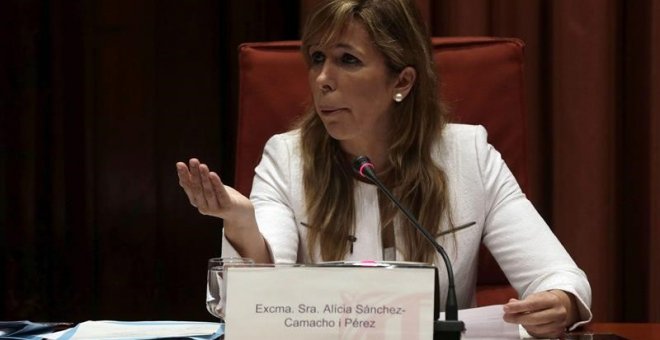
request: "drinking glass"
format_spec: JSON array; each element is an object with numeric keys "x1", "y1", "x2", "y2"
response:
[{"x1": 206, "y1": 257, "x2": 254, "y2": 321}]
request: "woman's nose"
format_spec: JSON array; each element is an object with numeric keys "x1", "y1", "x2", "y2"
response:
[{"x1": 316, "y1": 63, "x2": 336, "y2": 93}]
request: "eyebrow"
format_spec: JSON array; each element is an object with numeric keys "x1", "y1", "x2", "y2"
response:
[
  {"x1": 334, "y1": 42, "x2": 354, "y2": 50},
  {"x1": 333, "y1": 43, "x2": 367, "y2": 58}
]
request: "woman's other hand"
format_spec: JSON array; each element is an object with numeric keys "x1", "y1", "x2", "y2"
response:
[
  {"x1": 503, "y1": 289, "x2": 579, "y2": 338},
  {"x1": 176, "y1": 158, "x2": 252, "y2": 222}
]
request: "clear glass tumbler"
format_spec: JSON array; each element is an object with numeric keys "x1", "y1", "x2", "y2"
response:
[{"x1": 206, "y1": 257, "x2": 254, "y2": 321}]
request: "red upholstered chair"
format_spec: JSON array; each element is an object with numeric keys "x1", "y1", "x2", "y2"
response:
[{"x1": 234, "y1": 37, "x2": 525, "y2": 306}]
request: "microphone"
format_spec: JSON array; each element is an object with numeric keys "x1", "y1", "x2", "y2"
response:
[{"x1": 352, "y1": 156, "x2": 465, "y2": 339}]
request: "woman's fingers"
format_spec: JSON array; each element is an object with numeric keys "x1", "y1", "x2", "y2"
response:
[
  {"x1": 503, "y1": 292, "x2": 557, "y2": 314},
  {"x1": 505, "y1": 304, "x2": 564, "y2": 328},
  {"x1": 176, "y1": 158, "x2": 250, "y2": 221},
  {"x1": 188, "y1": 159, "x2": 209, "y2": 211},
  {"x1": 195, "y1": 164, "x2": 214, "y2": 215},
  {"x1": 209, "y1": 171, "x2": 230, "y2": 205},
  {"x1": 199, "y1": 164, "x2": 221, "y2": 213},
  {"x1": 176, "y1": 162, "x2": 197, "y2": 206},
  {"x1": 503, "y1": 291, "x2": 568, "y2": 338},
  {"x1": 176, "y1": 158, "x2": 235, "y2": 218}
]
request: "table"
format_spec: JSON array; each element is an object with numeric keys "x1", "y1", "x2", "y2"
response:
[
  {"x1": 573, "y1": 323, "x2": 660, "y2": 339},
  {"x1": 3, "y1": 320, "x2": 658, "y2": 339}
]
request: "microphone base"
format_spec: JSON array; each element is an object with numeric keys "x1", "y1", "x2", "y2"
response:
[{"x1": 433, "y1": 320, "x2": 465, "y2": 340}]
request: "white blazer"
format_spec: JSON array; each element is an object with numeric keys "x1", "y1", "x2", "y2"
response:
[{"x1": 222, "y1": 124, "x2": 592, "y2": 325}]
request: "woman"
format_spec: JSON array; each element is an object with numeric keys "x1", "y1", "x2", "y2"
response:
[{"x1": 176, "y1": 0, "x2": 592, "y2": 337}]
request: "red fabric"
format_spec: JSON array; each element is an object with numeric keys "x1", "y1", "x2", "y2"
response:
[
  {"x1": 235, "y1": 37, "x2": 527, "y2": 304},
  {"x1": 236, "y1": 37, "x2": 527, "y2": 194}
]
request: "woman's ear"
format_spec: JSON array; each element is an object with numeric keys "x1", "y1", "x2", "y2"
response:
[{"x1": 393, "y1": 66, "x2": 417, "y2": 101}]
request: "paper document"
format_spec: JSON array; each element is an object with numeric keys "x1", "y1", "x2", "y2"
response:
[
  {"x1": 441, "y1": 304, "x2": 524, "y2": 339},
  {"x1": 41, "y1": 320, "x2": 223, "y2": 340}
]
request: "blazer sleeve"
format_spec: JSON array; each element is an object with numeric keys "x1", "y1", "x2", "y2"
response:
[
  {"x1": 221, "y1": 133, "x2": 300, "y2": 264},
  {"x1": 474, "y1": 125, "x2": 593, "y2": 328}
]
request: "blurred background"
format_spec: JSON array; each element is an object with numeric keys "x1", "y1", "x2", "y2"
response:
[{"x1": 1, "y1": 0, "x2": 658, "y2": 324}]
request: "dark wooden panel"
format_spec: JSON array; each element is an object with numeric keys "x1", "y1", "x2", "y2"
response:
[
  {"x1": 152, "y1": 0, "x2": 224, "y2": 320},
  {"x1": 0, "y1": 0, "x2": 54, "y2": 320},
  {"x1": 0, "y1": 0, "x2": 231, "y2": 321},
  {"x1": 621, "y1": 0, "x2": 653, "y2": 322},
  {"x1": 48, "y1": 0, "x2": 96, "y2": 321}
]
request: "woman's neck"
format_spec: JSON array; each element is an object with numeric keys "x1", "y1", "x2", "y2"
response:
[{"x1": 339, "y1": 139, "x2": 389, "y2": 174}]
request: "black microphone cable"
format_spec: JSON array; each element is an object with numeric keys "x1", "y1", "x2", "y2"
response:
[{"x1": 352, "y1": 155, "x2": 465, "y2": 339}]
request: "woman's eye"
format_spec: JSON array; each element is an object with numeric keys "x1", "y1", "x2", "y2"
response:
[
  {"x1": 341, "y1": 53, "x2": 361, "y2": 65},
  {"x1": 310, "y1": 51, "x2": 325, "y2": 64}
]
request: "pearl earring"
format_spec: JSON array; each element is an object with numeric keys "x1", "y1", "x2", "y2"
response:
[{"x1": 394, "y1": 93, "x2": 404, "y2": 102}]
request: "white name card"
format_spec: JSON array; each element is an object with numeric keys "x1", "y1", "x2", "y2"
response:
[{"x1": 224, "y1": 265, "x2": 435, "y2": 340}]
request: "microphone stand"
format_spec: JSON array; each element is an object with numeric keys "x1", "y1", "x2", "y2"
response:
[{"x1": 353, "y1": 156, "x2": 465, "y2": 340}]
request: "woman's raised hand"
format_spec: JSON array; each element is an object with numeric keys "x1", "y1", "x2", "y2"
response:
[
  {"x1": 176, "y1": 158, "x2": 270, "y2": 263},
  {"x1": 176, "y1": 158, "x2": 252, "y2": 222}
]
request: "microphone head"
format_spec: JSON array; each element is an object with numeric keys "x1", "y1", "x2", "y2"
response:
[{"x1": 352, "y1": 156, "x2": 375, "y2": 178}]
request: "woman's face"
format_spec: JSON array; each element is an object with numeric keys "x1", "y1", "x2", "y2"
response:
[{"x1": 307, "y1": 20, "x2": 398, "y2": 155}]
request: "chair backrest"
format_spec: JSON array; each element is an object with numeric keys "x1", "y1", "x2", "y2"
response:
[{"x1": 235, "y1": 37, "x2": 526, "y2": 305}]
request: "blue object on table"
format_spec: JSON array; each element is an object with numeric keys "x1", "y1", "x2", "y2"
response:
[
  {"x1": 0, "y1": 320, "x2": 73, "y2": 340},
  {"x1": 56, "y1": 320, "x2": 224, "y2": 340}
]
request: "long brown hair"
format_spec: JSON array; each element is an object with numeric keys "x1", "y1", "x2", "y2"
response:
[{"x1": 299, "y1": 0, "x2": 452, "y2": 264}]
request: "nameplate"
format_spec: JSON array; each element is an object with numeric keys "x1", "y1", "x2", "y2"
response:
[{"x1": 224, "y1": 264, "x2": 435, "y2": 339}]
